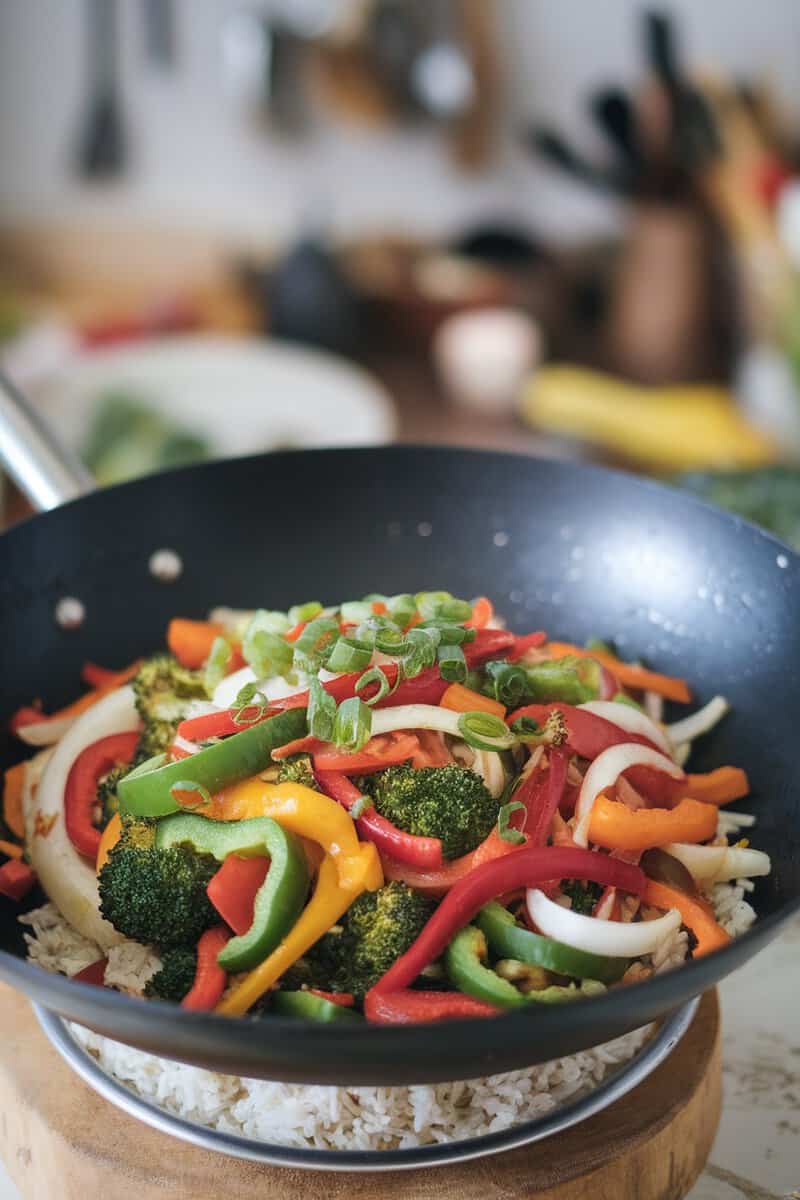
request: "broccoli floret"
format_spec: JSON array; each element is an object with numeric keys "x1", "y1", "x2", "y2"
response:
[
  {"x1": 98, "y1": 816, "x2": 218, "y2": 949},
  {"x1": 362, "y1": 764, "x2": 500, "y2": 860},
  {"x1": 94, "y1": 762, "x2": 129, "y2": 827},
  {"x1": 276, "y1": 754, "x2": 319, "y2": 790},
  {"x1": 132, "y1": 655, "x2": 209, "y2": 760},
  {"x1": 145, "y1": 946, "x2": 197, "y2": 1002},
  {"x1": 288, "y1": 882, "x2": 436, "y2": 998},
  {"x1": 561, "y1": 879, "x2": 602, "y2": 915}
]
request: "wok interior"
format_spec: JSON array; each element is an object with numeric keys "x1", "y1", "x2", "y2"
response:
[{"x1": 0, "y1": 448, "x2": 798, "y2": 1077}]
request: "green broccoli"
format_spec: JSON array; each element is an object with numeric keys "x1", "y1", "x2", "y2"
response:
[
  {"x1": 285, "y1": 882, "x2": 436, "y2": 998},
  {"x1": 561, "y1": 879, "x2": 602, "y2": 915},
  {"x1": 98, "y1": 816, "x2": 218, "y2": 949},
  {"x1": 145, "y1": 946, "x2": 198, "y2": 1002},
  {"x1": 94, "y1": 762, "x2": 129, "y2": 827},
  {"x1": 361, "y1": 764, "x2": 500, "y2": 860},
  {"x1": 132, "y1": 655, "x2": 209, "y2": 760},
  {"x1": 276, "y1": 754, "x2": 319, "y2": 790}
]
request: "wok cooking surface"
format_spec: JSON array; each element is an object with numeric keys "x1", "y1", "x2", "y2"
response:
[{"x1": 1, "y1": 447, "x2": 798, "y2": 1083}]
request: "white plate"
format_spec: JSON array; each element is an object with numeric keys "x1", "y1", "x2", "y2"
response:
[{"x1": 31, "y1": 335, "x2": 396, "y2": 464}]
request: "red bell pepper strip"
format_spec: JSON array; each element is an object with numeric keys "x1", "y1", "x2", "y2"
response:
[
  {"x1": 509, "y1": 702, "x2": 661, "y2": 759},
  {"x1": 271, "y1": 735, "x2": 327, "y2": 761},
  {"x1": 381, "y1": 821, "x2": 528, "y2": 897},
  {"x1": 364, "y1": 847, "x2": 645, "y2": 1017},
  {"x1": 524, "y1": 748, "x2": 569, "y2": 847},
  {"x1": 72, "y1": 958, "x2": 109, "y2": 987},
  {"x1": 366, "y1": 989, "x2": 499, "y2": 1024},
  {"x1": 181, "y1": 926, "x2": 231, "y2": 1011},
  {"x1": 64, "y1": 732, "x2": 140, "y2": 860},
  {"x1": 312, "y1": 734, "x2": 419, "y2": 774},
  {"x1": 0, "y1": 858, "x2": 37, "y2": 901},
  {"x1": 315, "y1": 771, "x2": 444, "y2": 870},
  {"x1": 308, "y1": 989, "x2": 356, "y2": 1008},
  {"x1": 284, "y1": 621, "x2": 308, "y2": 643},
  {"x1": 207, "y1": 855, "x2": 270, "y2": 936},
  {"x1": 507, "y1": 631, "x2": 548, "y2": 661}
]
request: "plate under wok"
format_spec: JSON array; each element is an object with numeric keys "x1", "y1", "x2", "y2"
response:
[{"x1": 1, "y1": 447, "x2": 798, "y2": 1084}]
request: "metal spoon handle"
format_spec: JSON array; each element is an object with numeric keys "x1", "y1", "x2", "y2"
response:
[{"x1": 0, "y1": 369, "x2": 95, "y2": 512}]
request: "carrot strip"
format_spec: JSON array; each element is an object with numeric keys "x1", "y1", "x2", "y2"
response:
[
  {"x1": 440, "y1": 683, "x2": 506, "y2": 720},
  {"x1": 545, "y1": 642, "x2": 691, "y2": 703},
  {"x1": 681, "y1": 767, "x2": 749, "y2": 805},
  {"x1": 167, "y1": 619, "x2": 224, "y2": 669},
  {"x1": 466, "y1": 597, "x2": 494, "y2": 630},
  {"x1": 3, "y1": 763, "x2": 26, "y2": 839},
  {"x1": 96, "y1": 813, "x2": 123, "y2": 874},
  {"x1": 0, "y1": 840, "x2": 23, "y2": 860},
  {"x1": 642, "y1": 879, "x2": 730, "y2": 957},
  {"x1": 10, "y1": 661, "x2": 142, "y2": 738},
  {"x1": 588, "y1": 795, "x2": 718, "y2": 852}
]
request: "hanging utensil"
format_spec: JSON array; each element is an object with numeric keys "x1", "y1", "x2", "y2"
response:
[{"x1": 75, "y1": 0, "x2": 127, "y2": 178}]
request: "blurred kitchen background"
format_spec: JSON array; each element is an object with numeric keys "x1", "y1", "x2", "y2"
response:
[{"x1": 3, "y1": 0, "x2": 800, "y2": 544}]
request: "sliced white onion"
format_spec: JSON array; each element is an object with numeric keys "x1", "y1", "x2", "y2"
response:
[
  {"x1": 716, "y1": 810, "x2": 757, "y2": 836},
  {"x1": 371, "y1": 704, "x2": 463, "y2": 739},
  {"x1": 672, "y1": 741, "x2": 691, "y2": 768},
  {"x1": 667, "y1": 696, "x2": 729, "y2": 747},
  {"x1": 212, "y1": 666, "x2": 311, "y2": 710},
  {"x1": 25, "y1": 686, "x2": 139, "y2": 950},
  {"x1": 207, "y1": 606, "x2": 255, "y2": 639},
  {"x1": 16, "y1": 715, "x2": 76, "y2": 747},
  {"x1": 578, "y1": 700, "x2": 673, "y2": 757},
  {"x1": 526, "y1": 887, "x2": 682, "y2": 957},
  {"x1": 574, "y1": 743, "x2": 685, "y2": 847},
  {"x1": 664, "y1": 842, "x2": 771, "y2": 885},
  {"x1": 471, "y1": 749, "x2": 507, "y2": 798},
  {"x1": 643, "y1": 690, "x2": 664, "y2": 724}
]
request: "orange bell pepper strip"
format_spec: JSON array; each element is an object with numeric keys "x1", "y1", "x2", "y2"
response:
[
  {"x1": 466, "y1": 596, "x2": 494, "y2": 630},
  {"x1": 588, "y1": 795, "x2": 718, "y2": 852},
  {"x1": 3, "y1": 762, "x2": 26, "y2": 839},
  {"x1": 545, "y1": 642, "x2": 691, "y2": 704},
  {"x1": 680, "y1": 767, "x2": 749, "y2": 805},
  {"x1": 642, "y1": 878, "x2": 730, "y2": 957},
  {"x1": 0, "y1": 840, "x2": 23, "y2": 860},
  {"x1": 167, "y1": 619, "x2": 225, "y2": 669},
  {"x1": 96, "y1": 812, "x2": 123, "y2": 873},
  {"x1": 440, "y1": 683, "x2": 506, "y2": 720}
]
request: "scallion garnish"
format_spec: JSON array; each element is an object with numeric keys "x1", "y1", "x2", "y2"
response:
[
  {"x1": 340, "y1": 600, "x2": 373, "y2": 625},
  {"x1": 354, "y1": 666, "x2": 397, "y2": 706},
  {"x1": 401, "y1": 627, "x2": 439, "y2": 678},
  {"x1": 288, "y1": 601, "x2": 323, "y2": 624},
  {"x1": 497, "y1": 799, "x2": 527, "y2": 844},
  {"x1": 416, "y1": 591, "x2": 473, "y2": 622},
  {"x1": 326, "y1": 636, "x2": 373, "y2": 674},
  {"x1": 169, "y1": 780, "x2": 212, "y2": 810},
  {"x1": 457, "y1": 710, "x2": 515, "y2": 751},
  {"x1": 387, "y1": 593, "x2": 417, "y2": 627},
  {"x1": 203, "y1": 635, "x2": 232, "y2": 695},
  {"x1": 246, "y1": 630, "x2": 294, "y2": 679},
  {"x1": 350, "y1": 794, "x2": 373, "y2": 820},
  {"x1": 333, "y1": 696, "x2": 372, "y2": 751},
  {"x1": 308, "y1": 676, "x2": 337, "y2": 742},
  {"x1": 483, "y1": 659, "x2": 528, "y2": 707},
  {"x1": 374, "y1": 626, "x2": 410, "y2": 656},
  {"x1": 231, "y1": 683, "x2": 270, "y2": 725},
  {"x1": 418, "y1": 619, "x2": 476, "y2": 645},
  {"x1": 437, "y1": 642, "x2": 467, "y2": 683},
  {"x1": 293, "y1": 616, "x2": 340, "y2": 672}
]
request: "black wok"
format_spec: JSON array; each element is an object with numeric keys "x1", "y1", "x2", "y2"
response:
[{"x1": 0, "y1": 397, "x2": 798, "y2": 1084}]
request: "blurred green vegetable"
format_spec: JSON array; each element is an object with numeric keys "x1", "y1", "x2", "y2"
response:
[
  {"x1": 84, "y1": 392, "x2": 210, "y2": 485},
  {"x1": 676, "y1": 468, "x2": 800, "y2": 551}
]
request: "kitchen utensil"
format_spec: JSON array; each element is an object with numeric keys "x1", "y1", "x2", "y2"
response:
[
  {"x1": 0, "y1": 376, "x2": 798, "y2": 1085},
  {"x1": 76, "y1": 0, "x2": 127, "y2": 178}
]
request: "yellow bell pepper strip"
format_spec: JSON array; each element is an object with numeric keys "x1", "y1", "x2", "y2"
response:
[
  {"x1": 96, "y1": 812, "x2": 122, "y2": 873},
  {"x1": 642, "y1": 878, "x2": 730, "y2": 957},
  {"x1": 217, "y1": 847, "x2": 382, "y2": 1016},
  {"x1": 545, "y1": 642, "x2": 691, "y2": 704},
  {"x1": 588, "y1": 795, "x2": 718, "y2": 852}
]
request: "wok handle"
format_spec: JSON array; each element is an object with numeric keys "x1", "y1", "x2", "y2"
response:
[{"x1": 0, "y1": 369, "x2": 95, "y2": 512}]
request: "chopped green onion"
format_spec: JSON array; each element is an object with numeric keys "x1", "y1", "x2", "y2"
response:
[
  {"x1": 325, "y1": 636, "x2": 373, "y2": 674},
  {"x1": 417, "y1": 619, "x2": 476, "y2": 644},
  {"x1": 246, "y1": 630, "x2": 294, "y2": 679},
  {"x1": 289, "y1": 601, "x2": 324, "y2": 624},
  {"x1": 355, "y1": 666, "x2": 397, "y2": 706},
  {"x1": 362, "y1": 593, "x2": 388, "y2": 605},
  {"x1": 308, "y1": 676, "x2": 337, "y2": 742},
  {"x1": 204, "y1": 636, "x2": 232, "y2": 695},
  {"x1": 457, "y1": 710, "x2": 515, "y2": 751},
  {"x1": 374, "y1": 626, "x2": 410, "y2": 656},
  {"x1": 231, "y1": 683, "x2": 270, "y2": 725},
  {"x1": 401, "y1": 627, "x2": 439, "y2": 678},
  {"x1": 354, "y1": 614, "x2": 397, "y2": 645},
  {"x1": 415, "y1": 591, "x2": 473, "y2": 622},
  {"x1": 293, "y1": 617, "x2": 340, "y2": 672},
  {"x1": 483, "y1": 660, "x2": 528, "y2": 707},
  {"x1": 497, "y1": 800, "x2": 527, "y2": 844},
  {"x1": 333, "y1": 697, "x2": 372, "y2": 752},
  {"x1": 340, "y1": 600, "x2": 373, "y2": 625},
  {"x1": 437, "y1": 642, "x2": 467, "y2": 683},
  {"x1": 350, "y1": 794, "x2": 373, "y2": 820},
  {"x1": 169, "y1": 780, "x2": 212, "y2": 810},
  {"x1": 387, "y1": 593, "x2": 417, "y2": 627},
  {"x1": 249, "y1": 609, "x2": 292, "y2": 635}
]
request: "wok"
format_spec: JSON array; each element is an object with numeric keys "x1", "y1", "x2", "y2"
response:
[{"x1": 0, "y1": 372, "x2": 798, "y2": 1085}]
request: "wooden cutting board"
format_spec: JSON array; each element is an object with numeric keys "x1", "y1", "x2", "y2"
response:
[{"x1": 0, "y1": 986, "x2": 720, "y2": 1199}]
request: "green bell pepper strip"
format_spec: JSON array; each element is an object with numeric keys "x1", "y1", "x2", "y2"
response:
[
  {"x1": 156, "y1": 813, "x2": 310, "y2": 973},
  {"x1": 118, "y1": 708, "x2": 307, "y2": 818},
  {"x1": 272, "y1": 990, "x2": 363, "y2": 1024},
  {"x1": 477, "y1": 901, "x2": 628, "y2": 984},
  {"x1": 445, "y1": 925, "x2": 607, "y2": 1008},
  {"x1": 520, "y1": 656, "x2": 602, "y2": 704}
]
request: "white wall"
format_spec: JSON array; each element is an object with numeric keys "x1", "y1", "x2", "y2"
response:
[{"x1": 1, "y1": 0, "x2": 800, "y2": 245}]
